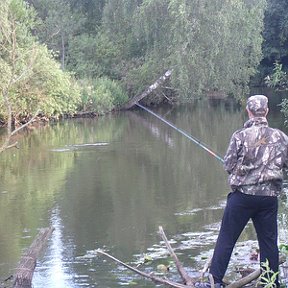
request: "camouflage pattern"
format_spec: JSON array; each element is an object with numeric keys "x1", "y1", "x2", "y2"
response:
[
  {"x1": 246, "y1": 95, "x2": 268, "y2": 116},
  {"x1": 224, "y1": 116, "x2": 288, "y2": 196}
]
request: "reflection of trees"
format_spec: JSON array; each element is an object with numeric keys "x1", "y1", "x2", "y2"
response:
[
  {"x1": 0, "y1": 116, "x2": 128, "y2": 277},
  {"x1": 58, "y1": 103, "x2": 244, "y2": 263},
  {"x1": 0, "y1": 126, "x2": 74, "y2": 276},
  {"x1": 127, "y1": 111, "x2": 175, "y2": 148}
]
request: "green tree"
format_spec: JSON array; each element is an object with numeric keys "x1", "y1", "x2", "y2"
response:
[
  {"x1": 69, "y1": 0, "x2": 106, "y2": 34},
  {"x1": 0, "y1": 0, "x2": 80, "y2": 152},
  {"x1": 262, "y1": 0, "x2": 288, "y2": 66},
  {"x1": 130, "y1": 0, "x2": 266, "y2": 100},
  {"x1": 28, "y1": 0, "x2": 110, "y2": 73},
  {"x1": 27, "y1": 0, "x2": 84, "y2": 70},
  {"x1": 66, "y1": 31, "x2": 121, "y2": 79},
  {"x1": 261, "y1": 0, "x2": 288, "y2": 122},
  {"x1": 28, "y1": 0, "x2": 267, "y2": 102}
]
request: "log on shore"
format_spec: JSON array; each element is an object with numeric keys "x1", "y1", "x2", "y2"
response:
[
  {"x1": 13, "y1": 226, "x2": 54, "y2": 288},
  {"x1": 122, "y1": 70, "x2": 173, "y2": 110}
]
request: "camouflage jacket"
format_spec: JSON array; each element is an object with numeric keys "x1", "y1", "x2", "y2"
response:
[{"x1": 224, "y1": 117, "x2": 288, "y2": 196}]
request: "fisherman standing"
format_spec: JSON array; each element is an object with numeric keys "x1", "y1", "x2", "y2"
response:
[{"x1": 198, "y1": 95, "x2": 288, "y2": 288}]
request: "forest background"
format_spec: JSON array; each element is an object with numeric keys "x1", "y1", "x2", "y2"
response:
[{"x1": 1, "y1": 0, "x2": 288, "y2": 130}]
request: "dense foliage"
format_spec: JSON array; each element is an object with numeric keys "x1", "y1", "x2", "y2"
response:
[
  {"x1": 260, "y1": 0, "x2": 288, "y2": 119},
  {"x1": 78, "y1": 77, "x2": 128, "y2": 115},
  {"x1": 262, "y1": 0, "x2": 288, "y2": 68},
  {"x1": 28, "y1": 0, "x2": 266, "y2": 102},
  {"x1": 0, "y1": 0, "x2": 81, "y2": 124},
  {"x1": 3, "y1": 0, "x2": 288, "y2": 124}
]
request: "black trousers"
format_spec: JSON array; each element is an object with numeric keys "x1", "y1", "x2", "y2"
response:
[{"x1": 209, "y1": 191, "x2": 279, "y2": 285}]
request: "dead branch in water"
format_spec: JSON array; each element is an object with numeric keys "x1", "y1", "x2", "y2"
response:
[
  {"x1": 158, "y1": 226, "x2": 194, "y2": 286},
  {"x1": 122, "y1": 70, "x2": 173, "y2": 110},
  {"x1": 96, "y1": 249, "x2": 191, "y2": 288},
  {"x1": 97, "y1": 226, "x2": 282, "y2": 288},
  {"x1": 0, "y1": 109, "x2": 40, "y2": 154},
  {"x1": 97, "y1": 226, "x2": 195, "y2": 287}
]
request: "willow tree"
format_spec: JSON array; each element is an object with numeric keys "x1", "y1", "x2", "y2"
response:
[
  {"x1": 131, "y1": 0, "x2": 266, "y2": 100},
  {"x1": 27, "y1": 0, "x2": 267, "y2": 102},
  {"x1": 66, "y1": 0, "x2": 144, "y2": 79},
  {"x1": 26, "y1": 0, "x2": 84, "y2": 70}
]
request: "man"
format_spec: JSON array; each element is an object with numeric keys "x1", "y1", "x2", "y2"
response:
[{"x1": 198, "y1": 95, "x2": 288, "y2": 288}]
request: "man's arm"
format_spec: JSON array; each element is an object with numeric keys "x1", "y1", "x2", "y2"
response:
[{"x1": 224, "y1": 132, "x2": 241, "y2": 174}]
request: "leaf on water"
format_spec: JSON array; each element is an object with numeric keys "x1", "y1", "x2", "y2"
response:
[
  {"x1": 143, "y1": 254, "x2": 153, "y2": 263},
  {"x1": 156, "y1": 264, "x2": 169, "y2": 273},
  {"x1": 280, "y1": 243, "x2": 288, "y2": 254}
]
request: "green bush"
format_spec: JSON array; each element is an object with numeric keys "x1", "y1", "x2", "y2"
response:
[
  {"x1": 67, "y1": 32, "x2": 122, "y2": 79},
  {"x1": 265, "y1": 62, "x2": 288, "y2": 90},
  {"x1": 78, "y1": 77, "x2": 128, "y2": 115},
  {"x1": 0, "y1": 0, "x2": 81, "y2": 123}
]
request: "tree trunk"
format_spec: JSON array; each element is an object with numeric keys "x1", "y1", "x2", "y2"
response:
[
  {"x1": 122, "y1": 70, "x2": 172, "y2": 110},
  {"x1": 61, "y1": 32, "x2": 65, "y2": 70},
  {"x1": 13, "y1": 227, "x2": 54, "y2": 288}
]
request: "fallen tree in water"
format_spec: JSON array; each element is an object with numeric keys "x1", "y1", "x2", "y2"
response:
[
  {"x1": 97, "y1": 226, "x2": 274, "y2": 288},
  {"x1": 12, "y1": 227, "x2": 54, "y2": 288},
  {"x1": 122, "y1": 70, "x2": 173, "y2": 110}
]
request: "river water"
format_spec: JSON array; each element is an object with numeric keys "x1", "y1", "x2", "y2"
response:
[{"x1": 0, "y1": 96, "x2": 288, "y2": 287}]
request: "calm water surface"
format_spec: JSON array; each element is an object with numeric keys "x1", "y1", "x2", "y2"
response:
[{"x1": 0, "y1": 97, "x2": 288, "y2": 287}]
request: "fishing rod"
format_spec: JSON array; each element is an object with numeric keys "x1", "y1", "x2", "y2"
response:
[{"x1": 136, "y1": 103, "x2": 224, "y2": 164}]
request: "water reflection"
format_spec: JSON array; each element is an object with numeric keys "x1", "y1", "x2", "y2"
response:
[
  {"x1": 51, "y1": 143, "x2": 110, "y2": 153},
  {"x1": 33, "y1": 208, "x2": 75, "y2": 287}
]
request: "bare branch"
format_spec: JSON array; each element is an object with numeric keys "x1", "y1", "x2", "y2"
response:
[
  {"x1": 161, "y1": 91, "x2": 173, "y2": 103},
  {"x1": 5, "y1": 141, "x2": 19, "y2": 150},
  {"x1": 11, "y1": 109, "x2": 40, "y2": 136},
  {"x1": 158, "y1": 226, "x2": 194, "y2": 286},
  {"x1": 0, "y1": 109, "x2": 40, "y2": 153},
  {"x1": 96, "y1": 249, "x2": 192, "y2": 288},
  {"x1": 200, "y1": 258, "x2": 211, "y2": 281},
  {"x1": 49, "y1": 29, "x2": 61, "y2": 40},
  {"x1": 226, "y1": 269, "x2": 260, "y2": 288}
]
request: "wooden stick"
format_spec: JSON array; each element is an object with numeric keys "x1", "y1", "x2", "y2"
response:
[
  {"x1": 11, "y1": 109, "x2": 40, "y2": 136},
  {"x1": 97, "y1": 249, "x2": 193, "y2": 288},
  {"x1": 200, "y1": 258, "x2": 211, "y2": 281},
  {"x1": 13, "y1": 226, "x2": 54, "y2": 288},
  {"x1": 0, "y1": 108, "x2": 40, "y2": 153},
  {"x1": 226, "y1": 269, "x2": 260, "y2": 288},
  {"x1": 158, "y1": 226, "x2": 194, "y2": 286}
]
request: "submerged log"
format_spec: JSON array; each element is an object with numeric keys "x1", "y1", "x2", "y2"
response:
[
  {"x1": 13, "y1": 226, "x2": 54, "y2": 288},
  {"x1": 122, "y1": 70, "x2": 173, "y2": 110}
]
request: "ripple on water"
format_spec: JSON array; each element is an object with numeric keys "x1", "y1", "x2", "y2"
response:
[{"x1": 50, "y1": 142, "x2": 110, "y2": 152}]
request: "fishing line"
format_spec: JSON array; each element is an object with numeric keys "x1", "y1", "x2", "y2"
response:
[{"x1": 136, "y1": 103, "x2": 224, "y2": 163}]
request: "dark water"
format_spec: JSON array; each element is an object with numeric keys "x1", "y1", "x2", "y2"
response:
[{"x1": 0, "y1": 96, "x2": 288, "y2": 287}]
